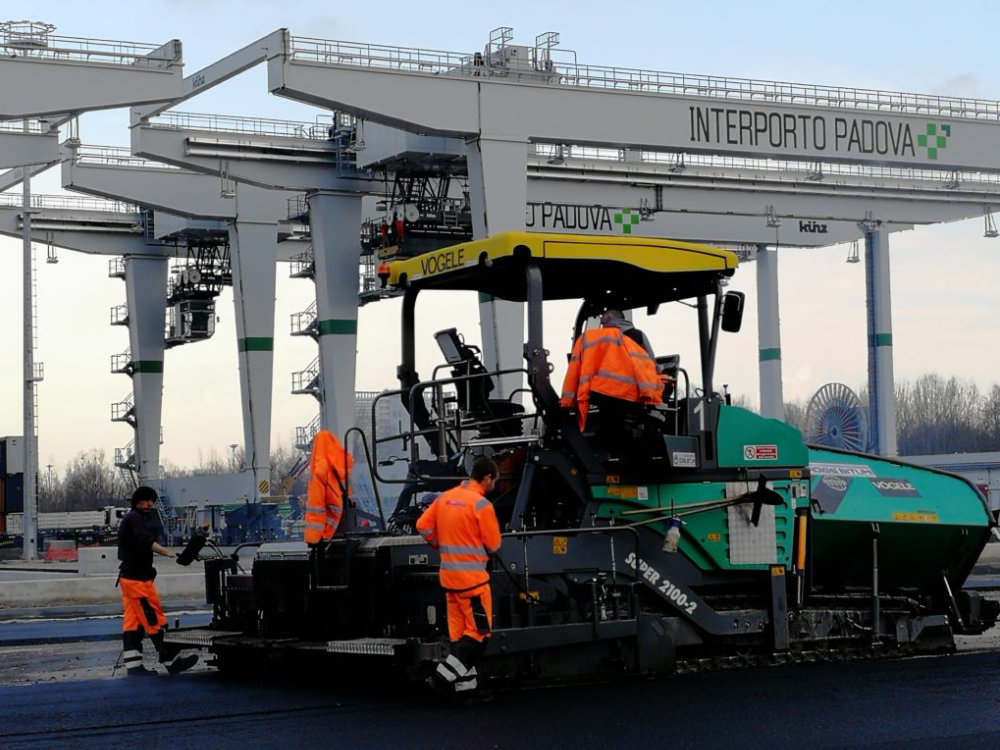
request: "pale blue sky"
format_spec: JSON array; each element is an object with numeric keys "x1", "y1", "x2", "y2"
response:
[{"x1": 1, "y1": 0, "x2": 998, "y2": 469}]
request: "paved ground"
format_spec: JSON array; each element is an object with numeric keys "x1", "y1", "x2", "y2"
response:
[
  {"x1": 0, "y1": 648, "x2": 998, "y2": 749},
  {"x1": 0, "y1": 543, "x2": 997, "y2": 748}
]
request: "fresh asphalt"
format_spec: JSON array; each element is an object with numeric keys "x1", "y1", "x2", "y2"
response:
[
  {"x1": 0, "y1": 650, "x2": 998, "y2": 749},
  {"x1": 1, "y1": 545, "x2": 998, "y2": 748}
]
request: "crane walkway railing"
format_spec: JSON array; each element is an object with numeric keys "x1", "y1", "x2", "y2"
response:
[
  {"x1": 529, "y1": 144, "x2": 1000, "y2": 186},
  {"x1": 0, "y1": 119, "x2": 47, "y2": 133},
  {"x1": 73, "y1": 144, "x2": 181, "y2": 170},
  {"x1": 287, "y1": 34, "x2": 1000, "y2": 121},
  {"x1": 0, "y1": 23, "x2": 179, "y2": 69},
  {"x1": 295, "y1": 414, "x2": 322, "y2": 451},
  {"x1": 149, "y1": 111, "x2": 337, "y2": 140},
  {"x1": 0, "y1": 192, "x2": 139, "y2": 213}
]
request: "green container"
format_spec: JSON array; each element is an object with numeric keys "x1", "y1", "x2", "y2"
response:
[{"x1": 807, "y1": 447, "x2": 992, "y2": 593}]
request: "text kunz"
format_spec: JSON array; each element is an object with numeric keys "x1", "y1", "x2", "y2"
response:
[
  {"x1": 799, "y1": 220, "x2": 827, "y2": 234},
  {"x1": 689, "y1": 107, "x2": 918, "y2": 158}
]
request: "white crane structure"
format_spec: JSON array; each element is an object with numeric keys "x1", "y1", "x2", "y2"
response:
[
  {"x1": 5, "y1": 23, "x2": 1000, "y2": 540},
  {"x1": 263, "y1": 27, "x2": 1000, "y2": 456},
  {"x1": 0, "y1": 21, "x2": 183, "y2": 559},
  {"x1": 121, "y1": 24, "x2": 1000, "y2": 463},
  {"x1": 0, "y1": 190, "x2": 239, "y2": 496},
  {"x1": 61, "y1": 142, "x2": 304, "y2": 501},
  {"x1": 130, "y1": 110, "x2": 378, "y2": 454}
]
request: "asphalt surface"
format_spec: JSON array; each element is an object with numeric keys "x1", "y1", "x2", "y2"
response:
[
  {"x1": 1, "y1": 546, "x2": 998, "y2": 748},
  {"x1": 0, "y1": 649, "x2": 998, "y2": 749}
]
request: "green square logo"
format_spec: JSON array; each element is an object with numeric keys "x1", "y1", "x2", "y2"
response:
[
  {"x1": 918, "y1": 123, "x2": 951, "y2": 160},
  {"x1": 614, "y1": 209, "x2": 641, "y2": 234}
]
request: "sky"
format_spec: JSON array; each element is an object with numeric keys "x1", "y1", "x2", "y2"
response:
[{"x1": 1, "y1": 0, "x2": 999, "y2": 473}]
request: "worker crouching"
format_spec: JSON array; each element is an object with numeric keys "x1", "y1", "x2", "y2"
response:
[
  {"x1": 118, "y1": 485, "x2": 201, "y2": 677},
  {"x1": 417, "y1": 457, "x2": 501, "y2": 694}
]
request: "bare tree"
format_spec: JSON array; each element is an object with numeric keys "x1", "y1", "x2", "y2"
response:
[
  {"x1": 896, "y1": 375, "x2": 990, "y2": 454},
  {"x1": 37, "y1": 465, "x2": 66, "y2": 512},
  {"x1": 983, "y1": 385, "x2": 1000, "y2": 450},
  {"x1": 57, "y1": 449, "x2": 129, "y2": 511},
  {"x1": 268, "y1": 443, "x2": 303, "y2": 484},
  {"x1": 782, "y1": 400, "x2": 807, "y2": 433}
]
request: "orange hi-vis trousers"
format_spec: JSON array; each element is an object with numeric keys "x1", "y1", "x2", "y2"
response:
[
  {"x1": 120, "y1": 578, "x2": 167, "y2": 634},
  {"x1": 446, "y1": 582, "x2": 492, "y2": 643}
]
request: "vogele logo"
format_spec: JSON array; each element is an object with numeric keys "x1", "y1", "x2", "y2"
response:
[
  {"x1": 917, "y1": 123, "x2": 951, "y2": 160},
  {"x1": 613, "y1": 208, "x2": 641, "y2": 234}
]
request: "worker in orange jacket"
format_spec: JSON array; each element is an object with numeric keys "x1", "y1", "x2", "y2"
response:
[
  {"x1": 560, "y1": 313, "x2": 664, "y2": 429},
  {"x1": 416, "y1": 456, "x2": 502, "y2": 693},
  {"x1": 304, "y1": 429, "x2": 353, "y2": 544}
]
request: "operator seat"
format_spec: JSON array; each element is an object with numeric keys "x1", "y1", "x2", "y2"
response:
[
  {"x1": 434, "y1": 328, "x2": 524, "y2": 438},
  {"x1": 584, "y1": 353, "x2": 681, "y2": 450}
]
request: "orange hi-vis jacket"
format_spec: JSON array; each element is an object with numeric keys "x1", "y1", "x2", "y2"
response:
[
  {"x1": 304, "y1": 430, "x2": 354, "y2": 544},
  {"x1": 416, "y1": 479, "x2": 502, "y2": 592},
  {"x1": 559, "y1": 326, "x2": 664, "y2": 430}
]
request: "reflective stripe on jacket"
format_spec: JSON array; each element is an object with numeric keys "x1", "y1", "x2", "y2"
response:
[
  {"x1": 416, "y1": 479, "x2": 502, "y2": 592},
  {"x1": 559, "y1": 326, "x2": 663, "y2": 429},
  {"x1": 304, "y1": 430, "x2": 353, "y2": 544}
]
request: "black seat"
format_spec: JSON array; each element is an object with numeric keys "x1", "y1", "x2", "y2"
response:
[
  {"x1": 587, "y1": 392, "x2": 664, "y2": 433},
  {"x1": 435, "y1": 328, "x2": 524, "y2": 437}
]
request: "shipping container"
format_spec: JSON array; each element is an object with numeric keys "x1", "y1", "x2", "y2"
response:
[
  {"x1": 0, "y1": 437, "x2": 23, "y2": 474},
  {"x1": 5, "y1": 474, "x2": 23, "y2": 513},
  {"x1": 4, "y1": 506, "x2": 126, "y2": 535}
]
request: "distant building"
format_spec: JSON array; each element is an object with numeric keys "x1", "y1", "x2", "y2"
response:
[
  {"x1": 351, "y1": 390, "x2": 420, "y2": 517},
  {"x1": 906, "y1": 452, "x2": 1000, "y2": 516}
]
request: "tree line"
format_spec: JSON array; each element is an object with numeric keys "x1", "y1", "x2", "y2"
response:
[
  {"x1": 30, "y1": 374, "x2": 1000, "y2": 512},
  {"x1": 781, "y1": 374, "x2": 1000, "y2": 455},
  {"x1": 36, "y1": 443, "x2": 303, "y2": 512}
]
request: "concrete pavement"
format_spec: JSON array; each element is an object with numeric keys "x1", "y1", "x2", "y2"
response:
[{"x1": 0, "y1": 548, "x2": 211, "y2": 607}]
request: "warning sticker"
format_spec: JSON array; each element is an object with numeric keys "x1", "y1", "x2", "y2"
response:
[
  {"x1": 607, "y1": 485, "x2": 650, "y2": 500},
  {"x1": 891, "y1": 511, "x2": 938, "y2": 523},
  {"x1": 672, "y1": 451, "x2": 697, "y2": 468},
  {"x1": 743, "y1": 444, "x2": 778, "y2": 461}
]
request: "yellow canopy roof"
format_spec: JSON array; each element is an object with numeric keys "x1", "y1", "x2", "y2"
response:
[{"x1": 384, "y1": 232, "x2": 738, "y2": 305}]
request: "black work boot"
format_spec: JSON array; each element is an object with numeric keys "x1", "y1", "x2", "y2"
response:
[
  {"x1": 432, "y1": 653, "x2": 477, "y2": 694},
  {"x1": 122, "y1": 629, "x2": 152, "y2": 676},
  {"x1": 151, "y1": 628, "x2": 199, "y2": 675},
  {"x1": 164, "y1": 653, "x2": 199, "y2": 675}
]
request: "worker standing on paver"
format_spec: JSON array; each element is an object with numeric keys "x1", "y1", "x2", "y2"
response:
[
  {"x1": 117, "y1": 485, "x2": 199, "y2": 677},
  {"x1": 416, "y1": 456, "x2": 502, "y2": 694}
]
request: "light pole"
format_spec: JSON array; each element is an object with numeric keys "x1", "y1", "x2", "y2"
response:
[{"x1": 22, "y1": 156, "x2": 38, "y2": 561}]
